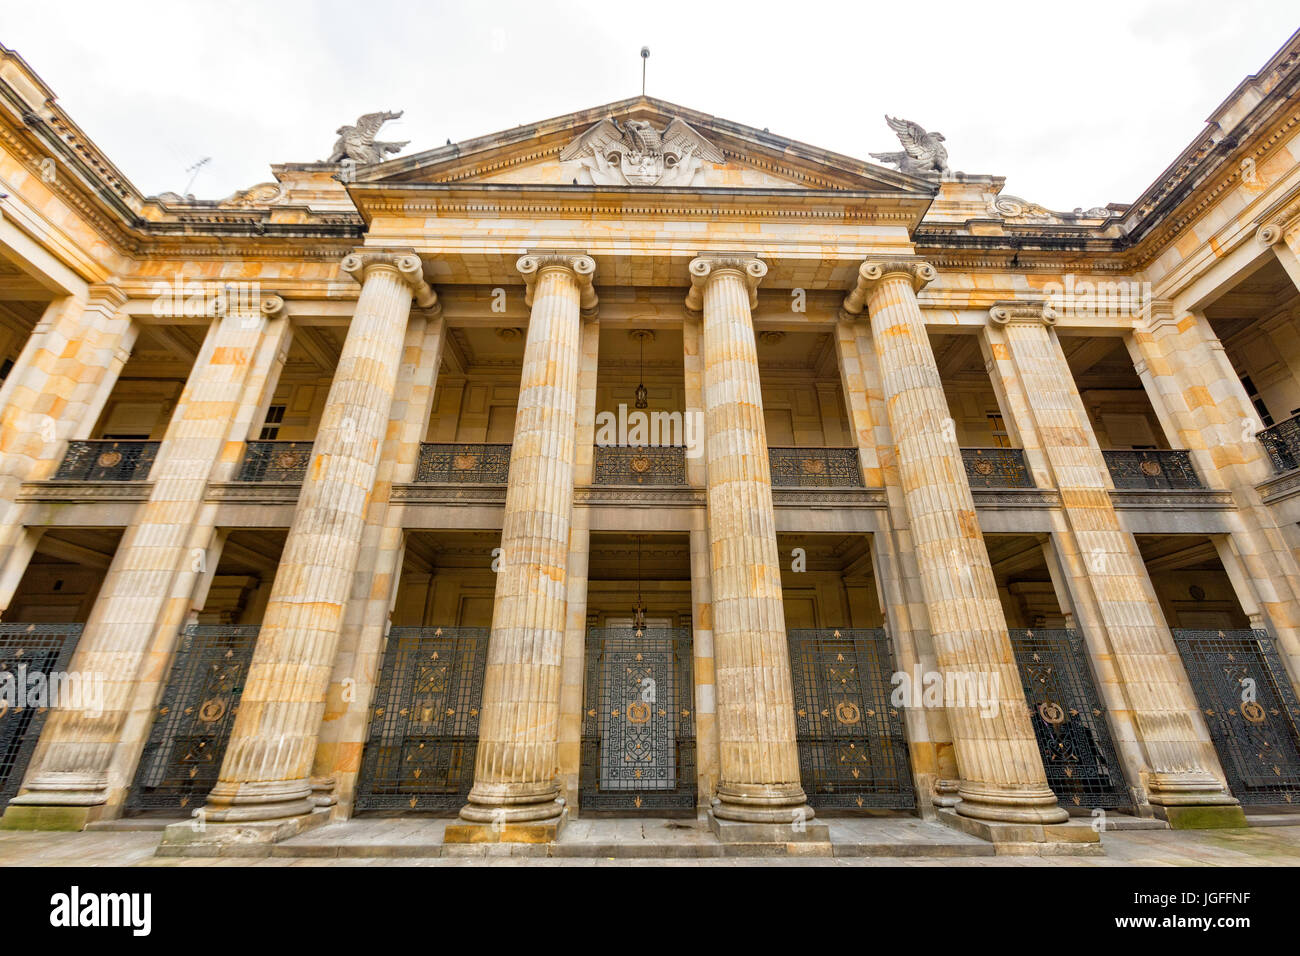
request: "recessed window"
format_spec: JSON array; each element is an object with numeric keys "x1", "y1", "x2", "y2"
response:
[
  {"x1": 259, "y1": 404, "x2": 287, "y2": 440},
  {"x1": 987, "y1": 412, "x2": 1010, "y2": 449}
]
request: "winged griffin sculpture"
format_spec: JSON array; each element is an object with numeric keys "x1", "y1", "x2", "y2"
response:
[
  {"x1": 326, "y1": 110, "x2": 410, "y2": 165},
  {"x1": 870, "y1": 116, "x2": 951, "y2": 178},
  {"x1": 560, "y1": 116, "x2": 724, "y2": 186}
]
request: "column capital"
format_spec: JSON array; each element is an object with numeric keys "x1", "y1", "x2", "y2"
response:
[
  {"x1": 516, "y1": 253, "x2": 598, "y2": 314},
  {"x1": 840, "y1": 259, "x2": 936, "y2": 317},
  {"x1": 85, "y1": 280, "x2": 128, "y2": 311},
  {"x1": 1137, "y1": 299, "x2": 1188, "y2": 335},
  {"x1": 684, "y1": 255, "x2": 766, "y2": 313},
  {"x1": 987, "y1": 299, "x2": 1057, "y2": 327},
  {"x1": 1256, "y1": 196, "x2": 1300, "y2": 246},
  {"x1": 341, "y1": 250, "x2": 439, "y2": 312}
]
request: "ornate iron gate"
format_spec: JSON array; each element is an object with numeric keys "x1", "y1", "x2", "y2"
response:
[
  {"x1": 0, "y1": 624, "x2": 83, "y2": 807},
  {"x1": 787, "y1": 628, "x2": 915, "y2": 809},
  {"x1": 580, "y1": 627, "x2": 695, "y2": 813},
  {"x1": 1172, "y1": 629, "x2": 1300, "y2": 806},
  {"x1": 1008, "y1": 629, "x2": 1130, "y2": 810},
  {"x1": 126, "y1": 625, "x2": 259, "y2": 813},
  {"x1": 354, "y1": 627, "x2": 489, "y2": 813}
]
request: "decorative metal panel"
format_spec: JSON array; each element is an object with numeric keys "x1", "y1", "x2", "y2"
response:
[
  {"x1": 354, "y1": 627, "x2": 489, "y2": 813},
  {"x1": 580, "y1": 627, "x2": 695, "y2": 812},
  {"x1": 55, "y1": 441, "x2": 159, "y2": 481},
  {"x1": 0, "y1": 624, "x2": 83, "y2": 806},
  {"x1": 1171, "y1": 629, "x2": 1300, "y2": 806},
  {"x1": 787, "y1": 628, "x2": 915, "y2": 809},
  {"x1": 415, "y1": 443, "x2": 511, "y2": 484},
  {"x1": 961, "y1": 447, "x2": 1034, "y2": 489},
  {"x1": 237, "y1": 441, "x2": 312, "y2": 482},
  {"x1": 1102, "y1": 449, "x2": 1202, "y2": 489},
  {"x1": 592, "y1": 445, "x2": 688, "y2": 485},
  {"x1": 1008, "y1": 628, "x2": 1131, "y2": 810},
  {"x1": 126, "y1": 625, "x2": 259, "y2": 813},
  {"x1": 1258, "y1": 416, "x2": 1300, "y2": 475},
  {"x1": 768, "y1": 447, "x2": 864, "y2": 488}
]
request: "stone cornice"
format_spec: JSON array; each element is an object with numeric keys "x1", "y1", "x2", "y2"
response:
[
  {"x1": 840, "y1": 259, "x2": 936, "y2": 316},
  {"x1": 341, "y1": 250, "x2": 438, "y2": 311},
  {"x1": 517, "y1": 253, "x2": 598, "y2": 314},
  {"x1": 684, "y1": 256, "x2": 766, "y2": 312}
]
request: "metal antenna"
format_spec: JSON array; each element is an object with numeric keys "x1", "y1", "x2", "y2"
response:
[
  {"x1": 641, "y1": 46, "x2": 650, "y2": 96},
  {"x1": 183, "y1": 157, "x2": 211, "y2": 197}
]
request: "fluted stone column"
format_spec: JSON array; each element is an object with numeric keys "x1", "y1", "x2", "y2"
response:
[
  {"x1": 452, "y1": 254, "x2": 595, "y2": 838},
  {"x1": 841, "y1": 260, "x2": 1067, "y2": 826},
  {"x1": 985, "y1": 300, "x2": 1240, "y2": 819},
  {"x1": 313, "y1": 311, "x2": 445, "y2": 815},
  {"x1": 183, "y1": 252, "x2": 436, "y2": 837},
  {"x1": 3, "y1": 296, "x2": 291, "y2": 830},
  {"x1": 833, "y1": 314, "x2": 957, "y2": 813},
  {"x1": 685, "y1": 256, "x2": 815, "y2": 834}
]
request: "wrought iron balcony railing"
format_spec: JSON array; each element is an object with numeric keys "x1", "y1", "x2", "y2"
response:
[
  {"x1": 1258, "y1": 414, "x2": 1300, "y2": 475},
  {"x1": 961, "y1": 447, "x2": 1034, "y2": 489},
  {"x1": 1102, "y1": 449, "x2": 1202, "y2": 490},
  {"x1": 416, "y1": 443, "x2": 511, "y2": 484},
  {"x1": 54, "y1": 440, "x2": 160, "y2": 481},
  {"x1": 237, "y1": 441, "x2": 313, "y2": 482},
  {"x1": 592, "y1": 445, "x2": 688, "y2": 485},
  {"x1": 768, "y1": 447, "x2": 864, "y2": 488}
]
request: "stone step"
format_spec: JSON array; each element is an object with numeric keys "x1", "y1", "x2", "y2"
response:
[
  {"x1": 86, "y1": 818, "x2": 181, "y2": 832},
  {"x1": 259, "y1": 838, "x2": 995, "y2": 860},
  {"x1": 1245, "y1": 813, "x2": 1300, "y2": 828},
  {"x1": 1095, "y1": 814, "x2": 1168, "y2": 831}
]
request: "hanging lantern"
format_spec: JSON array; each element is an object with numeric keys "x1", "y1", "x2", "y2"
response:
[
  {"x1": 631, "y1": 329, "x2": 652, "y2": 409},
  {"x1": 632, "y1": 534, "x2": 647, "y2": 630}
]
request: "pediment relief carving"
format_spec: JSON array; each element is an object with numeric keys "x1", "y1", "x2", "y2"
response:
[{"x1": 559, "y1": 116, "x2": 724, "y2": 186}]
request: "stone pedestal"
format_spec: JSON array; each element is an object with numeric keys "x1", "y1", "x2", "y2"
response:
[
  {"x1": 842, "y1": 260, "x2": 1066, "y2": 827},
  {"x1": 686, "y1": 255, "x2": 814, "y2": 829},
  {"x1": 708, "y1": 811, "x2": 830, "y2": 844},
  {"x1": 452, "y1": 253, "x2": 595, "y2": 839}
]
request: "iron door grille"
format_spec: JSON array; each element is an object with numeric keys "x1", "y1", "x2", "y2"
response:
[
  {"x1": 1008, "y1": 629, "x2": 1131, "y2": 810},
  {"x1": 354, "y1": 627, "x2": 489, "y2": 813},
  {"x1": 126, "y1": 625, "x2": 259, "y2": 813},
  {"x1": 0, "y1": 624, "x2": 83, "y2": 807},
  {"x1": 580, "y1": 627, "x2": 696, "y2": 813},
  {"x1": 1171, "y1": 629, "x2": 1300, "y2": 806},
  {"x1": 787, "y1": 628, "x2": 915, "y2": 809}
]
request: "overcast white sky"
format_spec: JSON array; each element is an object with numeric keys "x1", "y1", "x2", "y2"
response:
[{"x1": 1, "y1": 2, "x2": 1296, "y2": 209}]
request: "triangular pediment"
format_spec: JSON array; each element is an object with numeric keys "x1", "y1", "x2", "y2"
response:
[{"x1": 351, "y1": 97, "x2": 935, "y2": 195}]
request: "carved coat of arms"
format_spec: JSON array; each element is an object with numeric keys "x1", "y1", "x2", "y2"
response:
[{"x1": 560, "y1": 117, "x2": 724, "y2": 186}]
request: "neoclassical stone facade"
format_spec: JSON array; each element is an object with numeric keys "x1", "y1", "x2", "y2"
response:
[{"x1": 2, "y1": 32, "x2": 1300, "y2": 852}]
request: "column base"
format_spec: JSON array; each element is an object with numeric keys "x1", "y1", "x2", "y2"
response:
[
  {"x1": 202, "y1": 778, "x2": 317, "y2": 822},
  {"x1": 156, "y1": 808, "x2": 331, "y2": 856},
  {"x1": 1144, "y1": 770, "x2": 1240, "y2": 807},
  {"x1": 708, "y1": 811, "x2": 829, "y2": 844},
  {"x1": 0, "y1": 802, "x2": 109, "y2": 831},
  {"x1": 445, "y1": 807, "x2": 568, "y2": 844},
  {"x1": 711, "y1": 782, "x2": 815, "y2": 824},
  {"x1": 1151, "y1": 805, "x2": 1249, "y2": 829},
  {"x1": 937, "y1": 808, "x2": 1101, "y2": 855},
  {"x1": 955, "y1": 781, "x2": 1070, "y2": 825}
]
